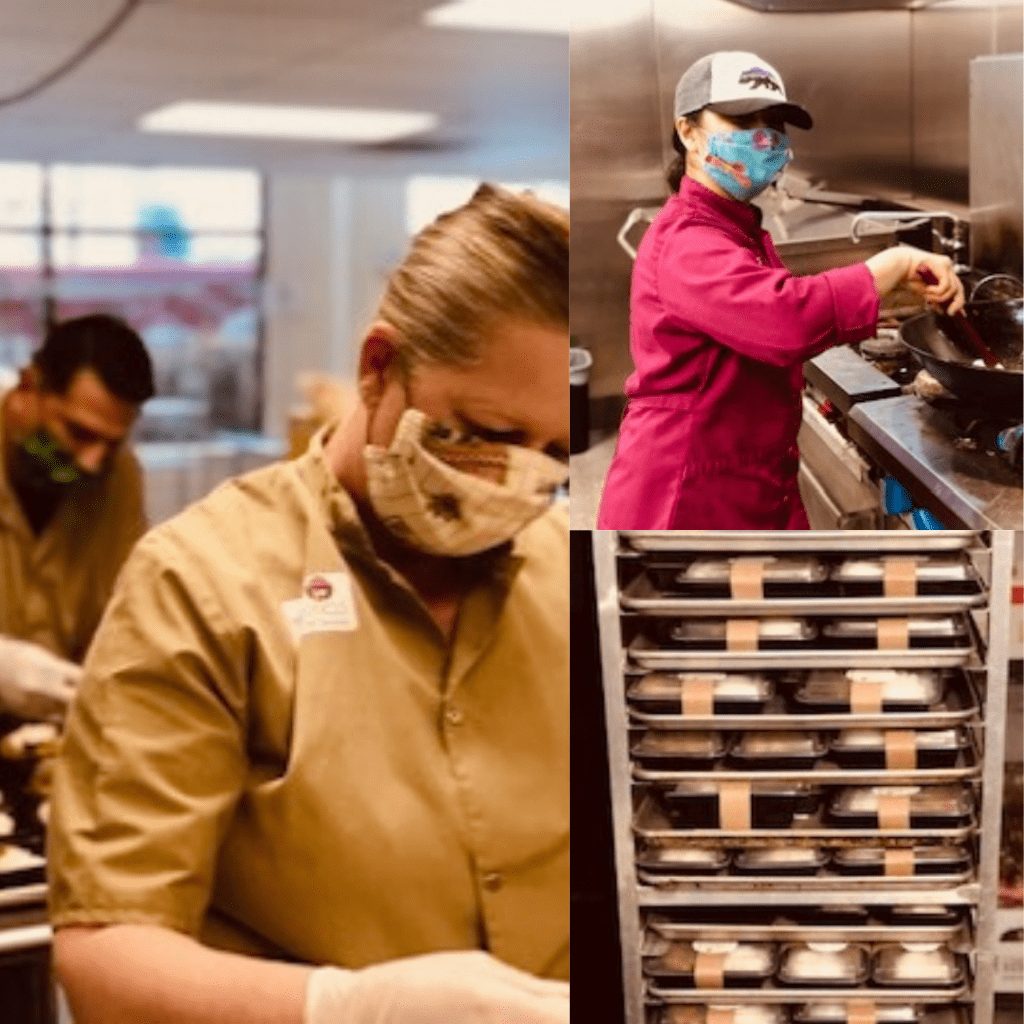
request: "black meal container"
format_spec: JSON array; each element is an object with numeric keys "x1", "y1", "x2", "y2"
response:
[
  {"x1": 790, "y1": 671, "x2": 946, "y2": 715},
  {"x1": 636, "y1": 844, "x2": 731, "y2": 876},
  {"x1": 776, "y1": 943, "x2": 871, "y2": 988},
  {"x1": 644, "y1": 555, "x2": 829, "y2": 598},
  {"x1": 829, "y1": 728, "x2": 967, "y2": 770},
  {"x1": 819, "y1": 617, "x2": 969, "y2": 650},
  {"x1": 794, "y1": 1004, "x2": 921, "y2": 1024},
  {"x1": 728, "y1": 730, "x2": 826, "y2": 771},
  {"x1": 664, "y1": 781, "x2": 823, "y2": 830},
  {"x1": 871, "y1": 945, "x2": 967, "y2": 989},
  {"x1": 643, "y1": 941, "x2": 777, "y2": 989},
  {"x1": 831, "y1": 844, "x2": 971, "y2": 877},
  {"x1": 627, "y1": 673, "x2": 774, "y2": 716},
  {"x1": 826, "y1": 786, "x2": 974, "y2": 830},
  {"x1": 830, "y1": 556, "x2": 979, "y2": 597},
  {"x1": 656, "y1": 618, "x2": 818, "y2": 651},
  {"x1": 882, "y1": 905, "x2": 967, "y2": 928},
  {"x1": 732, "y1": 846, "x2": 826, "y2": 877},
  {"x1": 785, "y1": 906, "x2": 871, "y2": 926},
  {"x1": 656, "y1": 1007, "x2": 789, "y2": 1024},
  {"x1": 631, "y1": 730, "x2": 728, "y2": 771}
]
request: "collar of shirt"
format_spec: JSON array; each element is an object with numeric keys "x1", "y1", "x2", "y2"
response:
[{"x1": 677, "y1": 174, "x2": 765, "y2": 234}]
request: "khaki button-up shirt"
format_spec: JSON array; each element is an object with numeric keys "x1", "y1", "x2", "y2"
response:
[
  {"x1": 48, "y1": 428, "x2": 570, "y2": 980},
  {"x1": 0, "y1": 388, "x2": 147, "y2": 662}
]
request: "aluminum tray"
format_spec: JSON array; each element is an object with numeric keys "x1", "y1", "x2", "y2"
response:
[
  {"x1": 621, "y1": 531, "x2": 978, "y2": 553},
  {"x1": 621, "y1": 574, "x2": 987, "y2": 618},
  {"x1": 646, "y1": 980, "x2": 969, "y2": 1004},
  {"x1": 646, "y1": 915, "x2": 967, "y2": 945},
  {"x1": 628, "y1": 672, "x2": 979, "y2": 732},
  {"x1": 627, "y1": 635, "x2": 975, "y2": 672},
  {"x1": 633, "y1": 793, "x2": 977, "y2": 846},
  {"x1": 636, "y1": 866, "x2": 975, "y2": 891}
]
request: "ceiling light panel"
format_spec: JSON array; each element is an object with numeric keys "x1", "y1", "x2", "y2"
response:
[
  {"x1": 139, "y1": 102, "x2": 438, "y2": 143},
  {"x1": 424, "y1": 0, "x2": 569, "y2": 34}
]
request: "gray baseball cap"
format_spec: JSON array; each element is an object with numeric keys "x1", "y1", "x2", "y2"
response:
[{"x1": 674, "y1": 51, "x2": 812, "y2": 130}]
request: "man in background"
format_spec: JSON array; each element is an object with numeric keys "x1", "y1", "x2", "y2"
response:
[{"x1": 0, "y1": 312, "x2": 154, "y2": 723}]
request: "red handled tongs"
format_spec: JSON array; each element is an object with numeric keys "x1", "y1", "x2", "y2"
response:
[{"x1": 917, "y1": 264, "x2": 1000, "y2": 368}]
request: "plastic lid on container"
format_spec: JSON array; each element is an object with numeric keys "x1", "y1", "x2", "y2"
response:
[{"x1": 569, "y1": 347, "x2": 593, "y2": 385}]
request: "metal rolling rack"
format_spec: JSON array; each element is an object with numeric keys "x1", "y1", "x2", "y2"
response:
[{"x1": 593, "y1": 530, "x2": 1015, "y2": 1024}]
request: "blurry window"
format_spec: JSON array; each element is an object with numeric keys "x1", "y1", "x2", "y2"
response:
[{"x1": 0, "y1": 164, "x2": 265, "y2": 435}]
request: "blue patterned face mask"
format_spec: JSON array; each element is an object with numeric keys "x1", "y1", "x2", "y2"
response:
[{"x1": 700, "y1": 127, "x2": 792, "y2": 202}]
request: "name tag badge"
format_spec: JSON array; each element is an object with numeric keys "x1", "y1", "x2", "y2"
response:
[{"x1": 282, "y1": 572, "x2": 358, "y2": 640}]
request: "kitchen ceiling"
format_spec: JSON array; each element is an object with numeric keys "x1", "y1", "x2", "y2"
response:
[{"x1": 0, "y1": 0, "x2": 568, "y2": 178}]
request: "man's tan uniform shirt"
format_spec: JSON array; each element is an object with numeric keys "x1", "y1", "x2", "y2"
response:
[
  {"x1": 0, "y1": 387, "x2": 147, "y2": 662},
  {"x1": 48, "y1": 428, "x2": 570, "y2": 980}
]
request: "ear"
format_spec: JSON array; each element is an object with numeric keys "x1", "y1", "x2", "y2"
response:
[
  {"x1": 357, "y1": 322, "x2": 404, "y2": 411},
  {"x1": 676, "y1": 118, "x2": 698, "y2": 155}
]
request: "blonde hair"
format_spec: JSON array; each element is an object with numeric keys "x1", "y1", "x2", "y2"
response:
[{"x1": 376, "y1": 183, "x2": 569, "y2": 367}]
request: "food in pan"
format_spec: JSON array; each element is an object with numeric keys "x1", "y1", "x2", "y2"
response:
[
  {"x1": 794, "y1": 1004, "x2": 920, "y2": 1024},
  {"x1": 636, "y1": 844, "x2": 730, "y2": 875},
  {"x1": 0, "y1": 722, "x2": 60, "y2": 761},
  {"x1": 829, "y1": 727, "x2": 966, "y2": 769},
  {"x1": 632, "y1": 730, "x2": 727, "y2": 770},
  {"x1": 872, "y1": 944, "x2": 966, "y2": 987},
  {"x1": 628, "y1": 672, "x2": 774, "y2": 715},
  {"x1": 777, "y1": 942, "x2": 870, "y2": 986},
  {"x1": 791, "y1": 670, "x2": 945, "y2": 713},
  {"x1": 664, "y1": 780, "x2": 822, "y2": 829},
  {"x1": 733, "y1": 846, "x2": 825, "y2": 875},
  {"x1": 821, "y1": 617, "x2": 967, "y2": 644},
  {"x1": 831, "y1": 844, "x2": 970, "y2": 876},
  {"x1": 668, "y1": 618, "x2": 816, "y2": 643},
  {"x1": 729, "y1": 730, "x2": 825, "y2": 770},
  {"x1": 827, "y1": 785, "x2": 973, "y2": 828},
  {"x1": 645, "y1": 940, "x2": 777, "y2": 988},
  {"x1": 659, "y1": 1006, "x2": 788, "y2": 1024}
]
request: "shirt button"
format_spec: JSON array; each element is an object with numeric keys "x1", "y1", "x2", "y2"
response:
[
  {"x1": 445, "y1": 706, "x2": 464, "y2": 726},
  {"x1": 482, "y1": 872, "x2": 504, "y2": 892}
]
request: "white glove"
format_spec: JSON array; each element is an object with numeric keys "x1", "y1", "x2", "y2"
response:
[
  {"x1": 0, "y1": 636, "x2": 81, "y2": 721},
  {"x1": 304, "y1": 950, "x2": 569, "y2": 1024}
]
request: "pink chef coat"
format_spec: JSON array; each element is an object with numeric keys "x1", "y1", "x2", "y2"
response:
[{"x1": 597, "y1": 176, "x2": 880, "y2": 529}]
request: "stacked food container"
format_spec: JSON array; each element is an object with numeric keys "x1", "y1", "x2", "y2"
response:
[{"x1": 593, "y1": 531, "x2": 1016, "y2": 1024}]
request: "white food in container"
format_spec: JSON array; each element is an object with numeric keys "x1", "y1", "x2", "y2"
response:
[
  {"x1": 640, "y1": 731, "x2": 725, "y2": 755},
  {"x1": 832, "y1": 556, "x2": 970, "y2": 582},
  {"x1": 736, "y1": 846, "x2": 823, "y2": 867},
  {"x1": 799, "y1": 670, "x2": 943, "y2": 704},
  {"x1": 781, "y1": 943, "x2": 867, "y2": 982},
  {"x1": 679, "y1": 556, "x2": 827, "y2": 584},
  {"x1": 735, "y1": 731, "x2": 822, "y2": 755},
  {"x1": 834, "y1": 728, "x2": 960, "y2": 750},
  {"x1": 834, "y1": 784, "x2": 971, "y2": 814},
  {"x1": 875, "y1": 945, "x2": 961, "y2": 983},
  {"x1": 635, "y1": 673, "x2": 773, "y2": 700},
  {"x1": 796, "y1": 1004, "x2": 918, "y2": 1023},
  {"x1": 823, "y1": 617, "x2": 964, "y2": 639},
  {"x1": 672, "y1": 618, "x2": 815, "y2": 641}
]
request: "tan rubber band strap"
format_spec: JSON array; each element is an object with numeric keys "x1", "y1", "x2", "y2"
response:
[
  {"x1": 719, "y1": 780, "x2": 752, "y2": 830},
  {"x1": 730, "y1": 557, "x2": 765, "y2": 600},
  {"x1": 726, "y1": 619, "x2": 759, "y2": 651},
  {"x1": 707, "y1": 1008, "x2": 735, "y2": 1024},
  {"x1": 884, "y1": 848, "x2": 915, "y2": 876},
  {"x1": 884, "y1": 557, "x2": 917, "y2": 598},
  {"x1": 850, "y1": 679, "x2": 884, "y2": 713},
  {"x1": 878, "y1": 793, "x2": 912, "y2": 829},
  {"x1": 694, "y1": 951, "x2": 728, "y2": 989},
  {"x1": 877, "y1": 618, "x2": 910, "y2": 650},
  {"x1": 848, "y1": 1002, "x2": 877, "y2": 1024},
  {"x1": 681, "y1": 676, "x2": 715, "y2": 716},
  {"x1": 884, "y1": 730, "x2": 918, "y2": 770}
]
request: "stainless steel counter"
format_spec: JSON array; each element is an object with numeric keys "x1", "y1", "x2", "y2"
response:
[{"x1": 847, "y1": 393, "x2": 1023, "y2": 529}]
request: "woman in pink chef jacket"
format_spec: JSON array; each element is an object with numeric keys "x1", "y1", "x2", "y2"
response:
[{"x1": 596, "y1": 51, "x2": 964, "y2": 530}]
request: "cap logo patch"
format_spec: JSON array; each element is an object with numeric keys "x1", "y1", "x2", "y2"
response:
[{"x1": 738, "y1": 67, "x2": 782, "y2": 93}]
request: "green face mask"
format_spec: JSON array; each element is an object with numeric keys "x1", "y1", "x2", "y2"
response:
[{"x1": 15, "y1": 428, "x2": 83, "y2": 491}]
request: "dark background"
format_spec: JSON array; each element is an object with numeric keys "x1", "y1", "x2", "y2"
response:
[{"x1": 570, "y1": 530, "x2": 625, "y2": 1021}]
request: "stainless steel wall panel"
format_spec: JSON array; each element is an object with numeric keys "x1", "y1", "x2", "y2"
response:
[{"x1": 969, "y1": 52, "x2": 1024, "y2": 275}]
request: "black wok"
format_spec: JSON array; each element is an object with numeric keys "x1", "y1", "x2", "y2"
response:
[{"x1": 898, "y1": 299, "x2": 1023, "y2": 417}]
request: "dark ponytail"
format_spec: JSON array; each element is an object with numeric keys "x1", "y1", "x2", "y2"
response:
[{"x1": 666, "y1": 114, "x2": 699, "y2": 193}]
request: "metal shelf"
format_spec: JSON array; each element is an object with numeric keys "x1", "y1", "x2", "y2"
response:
[{"x1": 594, "y1": 529, "x2": 1014, "y2": 1024}]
